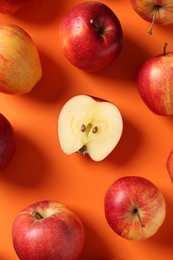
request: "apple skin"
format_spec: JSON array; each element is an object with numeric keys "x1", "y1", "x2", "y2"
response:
[
  {"x1": 0, "y1": 113, "x2": 16, "y2": 171},
  {"x1": 166, "y1": 149, "x2": 173, "y2": 183},
  {"x1": 130, "y1": 0, "x2": 173, "y2": 25},
  {"x1": 0, "y1": 0, "x2": 31, "y2": 14},
  {"x1": 104, "y1": 176, "x2": 166, "y2": 240},
  {"x1": 0, "y1": 23, "x2": 42, "y2": 95},
  {"x1": 59, "y1": 1, "x2": 123, "y2": 72},
  {"x1": 137, "y1": 48, "x2": 173, "y2": 116},
  {"x1": 12, "y1": 200, "x2": 85, "y2": 260}
]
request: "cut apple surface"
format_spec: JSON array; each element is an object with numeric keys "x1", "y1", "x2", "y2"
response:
[{"x1": 57, "y1": 95, "x2": 123, "y2": 161}]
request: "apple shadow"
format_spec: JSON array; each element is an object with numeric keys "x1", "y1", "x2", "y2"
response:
[
  {"x1": 148, "y1": 194, "x2": 173, "y2": 247},
  {"x1": 0, "y1": 130, "x2": 50, "y2": 187},
  {"x1": 91, "y1": 34, "x2": 152, "y2": 82},
  {"x1": 12, "y1": 0, "x2": 67, "y2": 24},
  {"x1": 23, "y1": 50, "x2": 69, "y2": 103},
  {"x1": 79, "y1": 220, "x2": 116, "y2": 260},
  {"x1": 107, "y1": 115, "x2": 141, "y2": 166}
]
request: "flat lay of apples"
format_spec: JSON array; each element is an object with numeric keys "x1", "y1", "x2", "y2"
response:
[{"x1": 0, "y1": 0, "x2": 173, "y2": 259}]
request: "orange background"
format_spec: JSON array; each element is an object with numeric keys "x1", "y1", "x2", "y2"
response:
[{"x1": 0, "y1": 0, "x2": 173, "y2": 259}]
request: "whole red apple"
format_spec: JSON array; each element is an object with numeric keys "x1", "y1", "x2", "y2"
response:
[
  {"x1": 0, "y1": 23, "x2": 42, "y2": 95},
  {"x1": 137, "y1": 43, "x2": 173, "y2": 116},
  {"x1": 59, "y1": 1, "x2": 123, "y2": 72},
  {"x1": 12, "y1": 200, "x2": 85, "y2": 260},
  {"x1": 130, "y1": 0, "x2": 173, "y2": 34},
  {"x1": 0, "y1": 0, "x2": 32, "y2": 14},
  {"x1": 104, "y1": 176, "x2": 166, "y2": 240},
  {"x1": 0, "y1": 113, "x2": 16, "y2": 171}
]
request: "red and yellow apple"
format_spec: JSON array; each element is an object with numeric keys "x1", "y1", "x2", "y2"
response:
[
  {"x1": 130, "y1": 0, "x2": 173, "y2": 34},
  {"x1": 57, "y1": 94, "x2": 123, "y2": 161},
  {"x1": 104, "y1": 176, "x2": 166, "y2": 240},
  {"x1": 0, "y1": 113, "x2": 16, "y2": 171},
  {"x1": 0, "y1": 0, "x2": 31, "y2": 14},
  {"x1": 137, "y1": 43, "x2": 173, "y2": 116},
  {"x1": 59, "y1": 1, "x2": 123, "y2": 72},
  {"x1": 12, "y1": 200, "x2": 85, "y2": 260},
  {"x1": 0, "y1": 23, "x2": 42, "y2": 95}
]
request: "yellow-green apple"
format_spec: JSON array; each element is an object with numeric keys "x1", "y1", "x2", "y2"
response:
[
  {"x1": 0, "y1": 0, "x2": 31, "y2": 14},
  {"x1": 137, "y1": 43, "x2": 173, "y2": 116},
  {"x1": 0, "y1": 113, "x2": 16, "y2": 171},
  {"x1": 12, "y1": 200, "x2": 85, "y2": 260},
  {"x1": 166, "y1": 149, "x2": 173, "y2": 183},
  {"x1": 57, "y1": 95, "x2": 123, "y2": 161},
  {"x1": 130, "y1": 0, "x2": 173, "y2": 34},
  {"x1": 59, "y1": 1, "x2": 123, "y2": 72},
  {"x1": 0, "y1": 23, "x2": 42, "y2": 94},
  {"x1": 104, "y1": 176, "x2": 166, "y2": 240}
]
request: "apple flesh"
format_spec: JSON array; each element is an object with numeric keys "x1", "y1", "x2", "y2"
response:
[
  {"x1": 12, "y1": 200, "x2": 85, "y2": 260},
  {"x1": 166, "y1": 149, "x2": 173, "y2": 183},
  {"x1": 130, "y1": 0, "x2": 173, "y2": 34},
  {"x1": 0, "y1": 23, "x2": 42, "y2": 95},
  {"x1": 0, "y1": 0, "x2": 31, "y2": 14},
  {"x1": 0, "y1": 113, "x2": 16, "y2": 171},
  {"x1": 57, "y1": 95, "x2": 123, "y2": 161},
  {"x1": 59, "y1": 1, "x2": 123, "y2": 72},
  {"x1": 104, "y1": 176, "x2": 166, "y2": 240},
  {"x1": 137, "y1": 43, "x2": 173, "y2": 116}
]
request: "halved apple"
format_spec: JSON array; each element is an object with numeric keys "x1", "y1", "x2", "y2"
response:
[{"x1": 57, "y1": 95, "x2": 123, "y2": 161}]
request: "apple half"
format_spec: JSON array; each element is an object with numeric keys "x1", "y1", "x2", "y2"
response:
[{"x1": 57, "y1": 95, "x2": 123, "y2": 161}]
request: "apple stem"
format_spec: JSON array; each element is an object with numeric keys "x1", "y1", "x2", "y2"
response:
[
  {"x1": 163, "y1": 42, "x2": 168, "y2": 56},
  {"x1": 30, "y1": 211, "x2": 43, "y2": 220},
  {"x1": 133, "y1": 208, "x2": 145, "y2": 227},
  {"x1": 148, "y1": 6, "x2": 159, "y2": 35},
  {"x1": 90, "y1": 19, "x2": 104, "y2": 35}
]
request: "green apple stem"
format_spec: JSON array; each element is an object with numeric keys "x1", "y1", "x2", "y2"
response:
[
  {"x1": 148, "y1": 6, "x2": 159, "y2": 35},
  {"x1": 163, "y1": 42, "x2": 168, "y2": 56},
  {"x1": 30, "y1": 211, "x2": 43, "y2": 220}
]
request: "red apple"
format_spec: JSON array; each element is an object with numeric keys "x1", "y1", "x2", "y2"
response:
[
  {"x1": 130, "y1": 0, "x2": 173, "y2": 34},
  {"x1": 0, "y1": 23, "x2": 42, "y2": 95},
  {"x1": 0, "y1": 113, "x2": 16, "y2": 171},
  {"x1": 12, "y1": 200, "x2": 85, "y2": 260},
  {"x1": 0, "y1": 0, "x2": 31, "y2": 14},
  {"x1": 137, "y1": 43, "x2": 173, "y2": 116},
  {"x1": 166, "y1": 149, "x2": 173, "y2": 183},
  {"x1": 57, "y1": 94, "x2": 123, "y2": 161},
  {"x1": 104, "y1": 176, "x2": 166, "y2": 240},
  {"x1": 59, "y1": 1, "x2": 123, "y2": 72}
]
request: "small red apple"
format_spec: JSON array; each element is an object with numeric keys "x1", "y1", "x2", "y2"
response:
[
  {"x1": 104, "y1": 176, "x2": 166, "y2": 240},
  {"x1": 130, "y1": 0, "x2": 173, "y2": 34},
  {"x1": 0, "y1": 0, "x2": 32, "y2": 14},
  {"x1": 12, "y1": 200, "x2": 85, "y2": 260},
  {"x1": 166, "y1": 149, "x2": 173, "y2": 183},
  {"x1": 0, "y1": 113, "x2": 16, "y2": 171},
  {"x1": 137, "y1": 43, "x2": 173, "y2": 116},
  {"x1": 59, "y1": 1, "x2": 123, "y2": 72}
]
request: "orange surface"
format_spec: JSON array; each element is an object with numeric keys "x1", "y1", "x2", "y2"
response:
[{"x1": 0, "y1": 0, "x2": 173, "y2": 259}]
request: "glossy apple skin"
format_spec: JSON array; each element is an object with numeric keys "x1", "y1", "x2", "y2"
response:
[
  {"x1": 12, "y1": 200, "x2": 85, "y2": 260},
  {"x1": 0, "y1": 0, "x2": 31, "y2": 14},
  {"x1": 130, "y1": 0, "x2": 173, "y2": 24},
  {"x1": 137, "y1": 52, "x2": 173, "y2": 115},
  {"x1": 59, "y1": 1, "x2": 123, "y2": 72},
  {"x1": 104, "y1": 176, "x2": 166, "y2": 240},
  {"x1": 0, "y1": 24, "x2": 42, "y2": 95},
  {"x1": 166, "y1": 149, "x2": 173, "y2": 183},
  {"x1": 0, "y1": 113, "x2": 16, "y2": 171}
]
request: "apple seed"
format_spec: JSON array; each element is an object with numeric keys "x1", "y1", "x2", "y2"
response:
[
  {"x1": 81, "y1": 124, "x2": 86, "y2": 132},
  {"x1": 92, "y1": 126, "x2": 98, "y2": 133}
]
